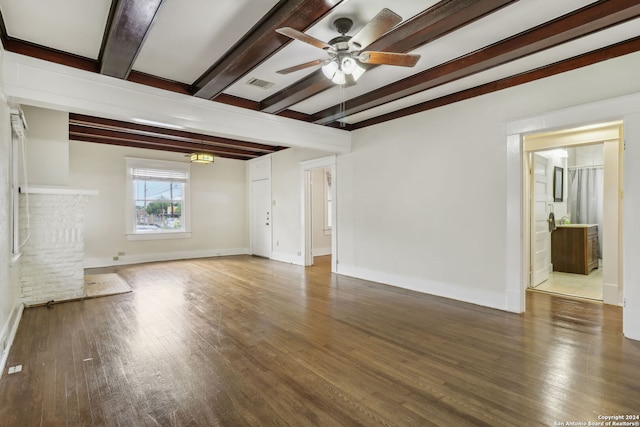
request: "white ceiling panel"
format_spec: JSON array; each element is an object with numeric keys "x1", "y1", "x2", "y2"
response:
[
  {"x1": 287, "y1": 0, "x2": 599, "y2": 115},
  {"x1": 0, "y1": 0, "x2": 635, "y2": 137},
  {"x1": 0, "y1": 0, "x2": 112, "y2": 59},
  {"x1": 343, "y1": 19, "x2": 640, "y2": 125},
  {"x1": 132, "y1": 0, "x2": 280, "y2": 83}
]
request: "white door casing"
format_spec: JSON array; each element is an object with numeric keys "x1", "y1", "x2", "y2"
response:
[{"x1": 300, "y1": 155, "x2": 337, "y2": 272}]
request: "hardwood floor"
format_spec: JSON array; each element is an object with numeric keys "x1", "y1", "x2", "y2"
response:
[{"x1": 1, "y1": 256, "x2": 638, "y2": 426}]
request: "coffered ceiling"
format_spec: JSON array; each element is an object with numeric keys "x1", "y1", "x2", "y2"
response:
[{"x1": 1, "y1": 0, "x2": 639, "y2": 159}]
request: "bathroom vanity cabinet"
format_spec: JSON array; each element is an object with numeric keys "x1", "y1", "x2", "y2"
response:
[{"x1": 551, "y1": 225, "x2": 599, "y2": 275}]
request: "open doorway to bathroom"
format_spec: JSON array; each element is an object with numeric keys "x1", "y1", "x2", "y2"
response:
[
  {"x1": 529, "y1": 145, "x2": 604, "y2": 300},
  {"x1": 524, "y1": 122, "x2": 622, "y2": 305}
]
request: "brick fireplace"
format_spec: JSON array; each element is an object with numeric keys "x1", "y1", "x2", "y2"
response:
[{"x1": 19, "y1": 187, "x2": 97, "y2": 305}]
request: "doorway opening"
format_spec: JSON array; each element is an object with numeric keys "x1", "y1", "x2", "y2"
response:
[
  {"x1": 523, "y1": 122, "x2": 622, "y2": 305},
  {"x1": 300, "y1": 155, "x2": 337, "y2": 273}
]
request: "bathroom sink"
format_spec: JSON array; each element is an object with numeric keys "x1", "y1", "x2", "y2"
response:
[{"x1": 556, "y1": 223, "x2": 598, "y2": 228}]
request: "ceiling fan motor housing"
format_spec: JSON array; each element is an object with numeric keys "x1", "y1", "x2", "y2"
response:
[
  {"x1": 327, "y1": 35, "x2": 351, "y2": 52},
  {"x1": 333, "y1": 17, "x2": 353, "y2": 35}
]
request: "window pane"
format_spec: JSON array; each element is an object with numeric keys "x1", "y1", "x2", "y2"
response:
[{"x1": 134, "y1": 179, "x2": 184, "y2": 232}]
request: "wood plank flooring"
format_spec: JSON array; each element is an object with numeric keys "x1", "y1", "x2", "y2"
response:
[{"x1": 1, "y1": 255, "x2": 638, "y2": 426}]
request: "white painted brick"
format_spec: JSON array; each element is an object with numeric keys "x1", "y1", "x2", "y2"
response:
[{"x1": 19, "y1": 193, "x2": 90, "y2": 304}]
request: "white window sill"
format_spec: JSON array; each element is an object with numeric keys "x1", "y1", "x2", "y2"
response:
[{"x1": 126, "y1": 231, "x2": 192, "y2": 241}]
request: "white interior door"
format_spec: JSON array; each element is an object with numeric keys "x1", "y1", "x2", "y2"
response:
[
  {"x1": 531, "y1": 153, "x2": 551, "y2": 286},
  {"x1": 251, "y1": 179, "x2": 271, "y2": 258}
]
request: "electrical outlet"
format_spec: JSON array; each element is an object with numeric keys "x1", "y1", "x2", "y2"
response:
[{"x1": 7, "y1": 365, "x2": 22, "y2": 374}]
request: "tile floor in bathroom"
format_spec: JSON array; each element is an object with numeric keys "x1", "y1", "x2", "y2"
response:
[{"x1": 533, "y1": 267, "x2": 603, "y2": 300}]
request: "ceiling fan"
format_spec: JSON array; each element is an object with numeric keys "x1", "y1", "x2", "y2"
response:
[{"x1": 275, "y1": 8, "x2": 420, "y2": 85}]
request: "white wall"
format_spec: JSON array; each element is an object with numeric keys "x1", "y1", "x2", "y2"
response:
[
  {"x1": 21, "y1": 106, "x2": 69, "y2": 186},
  {"x1": 270, "y1": 147, "x2": 330, "y2": 264},
  {"x1": 338, "y1": 51, "x2": 640, "y2": 311},
  {"x1": 0, "y1": 49, "x2": 23, "y2": 375},
  {"x1": 569, "y1": 144, "x2": 604, "y2": 168},
  {"x1": 624, "y1": 113, "x2": 640, "y2": 340},
  {"x1": 68, "y1": 140, "x2": 249, "y2": 267}
]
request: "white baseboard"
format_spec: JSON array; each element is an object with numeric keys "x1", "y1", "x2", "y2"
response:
[
  {"x1": 337, "y1": 263, "x2": 509, "y2": 312},
  {"x1": 270, "y1": 251, "x2": 304, "y2": 266},
  {"x1": 312, "y1": 247, "x2": 332, "y2": 257},
  {"x1": 603, "y1": 282, "x2": 620, "y2": 306},
  {"x1": 507, "y1": 289, "x2": 525, "y2": 313},
  {"x1": 84, "y1": 247, "x2": 250, "y2": 268},
  {"x1": 0, "y1": 301, "x2": 24, "y2": 379}
]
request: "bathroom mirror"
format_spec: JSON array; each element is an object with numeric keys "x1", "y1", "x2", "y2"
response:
[{"x1": 553, "y1": 166, "x2": 563, "y2": 202}]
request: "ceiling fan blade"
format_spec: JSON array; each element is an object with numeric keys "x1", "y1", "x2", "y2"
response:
[
  {"x1": 276, "y1": 27, "x2": 333, "y2": 51},
  {"x1": 349, "y1": 8, "x2": 402, "y2": 50},
  {"x1": 358, "y1": 51, "x2": 420, "y2": 67},
  {"x1": 276, "y1": 59, "x2": 328, "y2": 75}
]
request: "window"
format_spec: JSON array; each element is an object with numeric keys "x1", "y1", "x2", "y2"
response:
[{"x1": 125, "y1": 158, "x2": 191, "y2": 240}]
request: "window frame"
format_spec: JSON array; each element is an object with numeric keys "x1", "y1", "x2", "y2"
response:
[{"x1": 125, "y1": 157, "x2": 191, "y2": 241}]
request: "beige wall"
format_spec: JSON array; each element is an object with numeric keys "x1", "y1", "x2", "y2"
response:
[
  {"x1": 21, "y1": 106, "x2": 69, "y2": 187},
  {"x1": 338, "y1": 51, "x2": 640, "y2": 310},
  {"x1": 270, "y1": 146, "x2": 329, "y2": 263},
  {"x1": 68, "y1": 140, "x2": 249, "y2": 266}
]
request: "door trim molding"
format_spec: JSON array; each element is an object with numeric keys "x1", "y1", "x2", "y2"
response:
[
  {"x1": 300, "y1": 155, "x2": 337, "y2": 272},
  {"x1": 506, "y1": 90, "x2": 639, "y2": 320}
]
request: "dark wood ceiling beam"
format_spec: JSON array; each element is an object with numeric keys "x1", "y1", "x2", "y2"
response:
[
  {"x1": 69, "y1": 125, "x2": 264, "y2": 157},
  {"x1": 351, "y1": 35, "x2": 640, "y2": 130},
  {"x1": 259, "y1": 0, "x2": 518, "y2": 114},
  {"x1": 69, "y1": 113, "x2": 286, "y2": 153},
  {"x1": 126, "y1": 71, "x2": 192, "y2": 95},
  {"x1": 313, "y1": 0, "x2": 640, "y2": 125},
  {"x1": 193, "y1": 0, "x2": 345, "y2": 100},
  {"x1": 99, "y1": 0, "x2": 165, "y2": 79},
  {"x1": 0, "y1": 36, "x2": 99, "y2": 73},
  {"x1": 261, "y1": 70, "x2": 329, "y2": 115},
  {"x1": 214, "y1": 94, "x2": 261, "y2": 111},
  {"x1": 71, "y1": 133, "x2": 252, "y2": 161}
]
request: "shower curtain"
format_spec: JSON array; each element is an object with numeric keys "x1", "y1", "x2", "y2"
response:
[{"x1": 568, "y1": 167, "x2": 603, "y2": 258}]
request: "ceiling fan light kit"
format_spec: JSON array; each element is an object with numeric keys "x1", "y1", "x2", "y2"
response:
[
  {"x1": 321, "y1": 54, "x2": 365, "y2": 84},
  {"x1": 276, "y1": 8, "x2": 420, "y2": 85}
]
